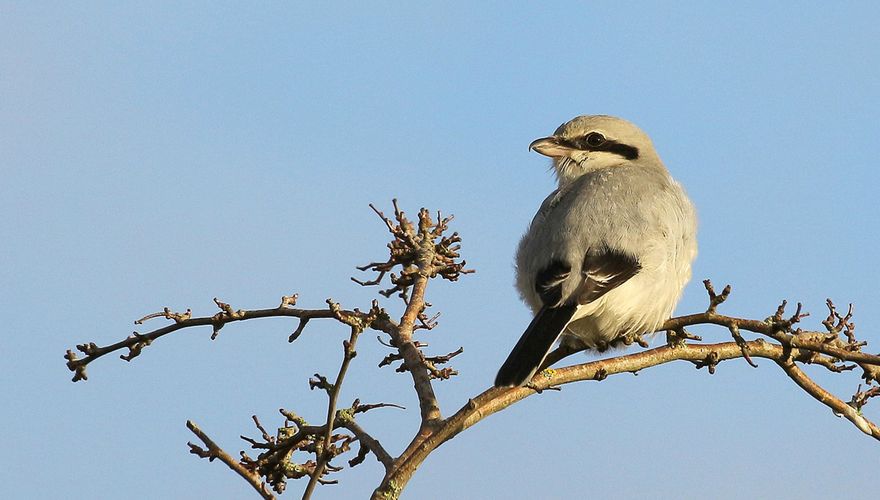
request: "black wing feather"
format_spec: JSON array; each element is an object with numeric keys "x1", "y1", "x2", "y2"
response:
[
  {"x1": 577, "y1": 248, "x2": 641, "y2": 304},
  {"x1": 494, "y1": 302, "x2": 577, "y2": 387},
  {"x1": 494, "y1": 250, "x2": 641, "y2": 388},
  {"x1": 534, "y1": 259, "x2": 571, "y2": 306}
]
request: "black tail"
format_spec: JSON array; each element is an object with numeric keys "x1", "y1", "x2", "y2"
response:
[{"x1": 494, "y1": 304, "x2": 577, "y2": 387}]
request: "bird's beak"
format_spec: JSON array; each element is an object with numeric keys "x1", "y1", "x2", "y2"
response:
[{"x1": 529, "y1": 136, "x2": 574, "y2": 158}]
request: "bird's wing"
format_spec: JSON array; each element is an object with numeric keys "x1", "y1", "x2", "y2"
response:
[
  {"x1": 493, "y1": 301, "x2": 577, "y2": 387},
  {"x1": 494, "y1": 250, "x2": 641, "y2": 387},
  {"x1": 534, "y1": 258, "x2": 570, "y2": 307},
  {"x1": 576, "y1": 248, "x2": 641, "y2": 304}
]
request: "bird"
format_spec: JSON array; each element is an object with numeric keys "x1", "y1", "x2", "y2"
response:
[{"x1": 494, "y1": 115, "x2": 697, "y2": 387}]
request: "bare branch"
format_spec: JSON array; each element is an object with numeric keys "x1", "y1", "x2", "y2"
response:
[
  {"x1": 355, "y1": 203, "x2": 472, "y2": 427},
  {"x1": 64, "y1": 295, "x2": 380, "y2": 382},
  {"x1": 342, "y1": 419, "x2": 393, "y2": 470},
  {"x1": 302, "y1": 325, "x2": 361, "y2": 499},
  {"x1": 372, "y1": 339, "x2": 880, "y2": 499},
  {"x1": 703, "y1": 279, "x2": 731, "y2": 314},
  {"x1": 776, "y1": 359, "x2": 880, "y2": 439},
  {"x1": 186, "y1": 420, "x2": 275, "y2": 500},
  {"x1": 65, "y1": 201, "x2": 880, "y2": 500},
  {"x1": 303, "y1": 300, "x2": 383, "y2": 499},
  {"x1": 850, "y1": 385, "x2": 880, "y2": 413},
  {"x1": 372, "y1": 281, "x2": 880, "y2": 499},
  {"x1": 727, "y1": 324, "x2": 758, "y2": 368},
  {"x1": 135, "y1": 307, "x2": 192, "y2": 324}
]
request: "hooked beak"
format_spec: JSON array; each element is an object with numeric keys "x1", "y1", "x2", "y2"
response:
[{"x1": 529, "y1": 136, "x2": 575, "y2": 158}]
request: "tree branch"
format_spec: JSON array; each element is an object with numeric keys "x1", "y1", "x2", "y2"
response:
[
  {"x1": 370, "y1": 280, "x2": 880, "y2": 499},
  {"x1": 372, "y1": 338, "x2": 880, "y2": 499},
  {"x1": 342, "y1": 419, "x2": 393, "y2": 470},
  {"x1": 64, "y1": 295, "x2": 377, "y2": 382},
  {"x1": 352, "y1": 204, "x2": 473, "y2": 425},
  {"x1": 302, "y1": 319, "x2": 365, "y2": 499},
  {"x1": 66, "y1": 202, "x2": 878, "y2": 500},
  {"x1": 775, "y1": 358, "x2": 880, "y2": 438},
  {"x1": 186, "y1": 420, "x2": 275, "y2": 500}
]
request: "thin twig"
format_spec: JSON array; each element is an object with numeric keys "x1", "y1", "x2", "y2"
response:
[
  {"x1": 65, "y1": 299, "x2": 368, "y2": 382},
  {"x1": 775, "y1": 359, "x2": 880, "y2": 438},
  {"x1": 342, "y1": 420, "x2": 393, "y2": 470},
  {"x1": 186, "y1": 420, "x2": 275, "y2": 500},
  {"x1": 302, "y1": 325, "x2": 363, "y2": 499}
]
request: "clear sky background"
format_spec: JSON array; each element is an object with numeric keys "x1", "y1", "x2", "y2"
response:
[{"x1": 3, "y1": 2, "x2": 878, "y2": 499}]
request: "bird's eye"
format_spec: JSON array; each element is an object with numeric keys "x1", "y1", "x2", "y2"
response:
[{"x1": 585, "y1": 132, "x2": 606, "y2": 147}]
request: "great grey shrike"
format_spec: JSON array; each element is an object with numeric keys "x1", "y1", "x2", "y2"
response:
[{"x1": 495, "y1": 115, "x2": 697, "y2": 387}]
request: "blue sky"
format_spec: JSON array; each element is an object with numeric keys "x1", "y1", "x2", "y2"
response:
[{"x1": 3, "y1": 2, "x2": 878, "y2": 499}]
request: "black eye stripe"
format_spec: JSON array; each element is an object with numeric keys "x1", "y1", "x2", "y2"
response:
[
  {"x1": 567, "y1": 134, "x2": 640, "y2": 160},
  {"x1": 604, "y1": 142, "x2": 639, "y2": 160}
]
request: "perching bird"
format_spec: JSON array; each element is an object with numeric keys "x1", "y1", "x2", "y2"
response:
[{"x1": 494, "y1": 115, "x2": 697, "y2": 387}]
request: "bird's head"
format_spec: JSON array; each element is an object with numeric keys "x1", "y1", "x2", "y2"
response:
[{"x1": 529, "y1": 115, "x2": 661, "y2": 186}]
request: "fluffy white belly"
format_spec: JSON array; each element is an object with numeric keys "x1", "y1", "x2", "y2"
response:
[{"x1": 561, "y1": 259, "x2": 690, "y2": 350}]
